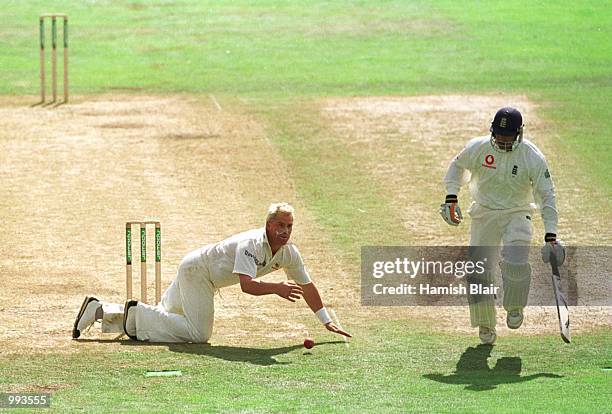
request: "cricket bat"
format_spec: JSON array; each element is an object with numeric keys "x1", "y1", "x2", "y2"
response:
[{"x1": 550, "y1": 251, "x2": 571, "y2": 343}]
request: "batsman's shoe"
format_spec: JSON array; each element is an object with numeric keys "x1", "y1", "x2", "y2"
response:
[
  {"x1": 123, "y1": 300, "x2": 139, "y2": 341},
  {"x1": 507, "y1": 309, "x2": 524, "y2": 329},
  {"x1": 479, "y1": 326, "x2": 497, "y2": 345},
  {"x1": 72, "y1": 296, "x2": 100, "y2": 339}
]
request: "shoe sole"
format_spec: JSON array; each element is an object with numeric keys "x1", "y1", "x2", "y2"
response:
[
  {"x1": 122, "y1": 300, "x2": 139, "y2": 340},
  {"x1": 507, "y1": 314, "x2": 524, "y2": 329},
  {"x1": 507, "y1": 320, "x2": 523, "y2": 329},
  {"x1": 72, "y1": 296, "x2": 99, "y2": 339}
]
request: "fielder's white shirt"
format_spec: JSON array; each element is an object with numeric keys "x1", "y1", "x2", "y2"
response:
[
  {"x1": 199, "y1": 227, "x2": 311, "y2": 289},
  {"x1": 444, "y1": 137, "x2": 558, "y2": 233}
]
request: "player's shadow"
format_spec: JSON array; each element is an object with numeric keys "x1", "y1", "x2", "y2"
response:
[
  {"x1": 167, "y1": 341, "x2": 344, "y2": 366},
  {"x1": 75, "y1": 338, "x2": 344, "y2": 366},
  {"x1": 423, "y1": 345, "x2": 563, "y2": 391}
]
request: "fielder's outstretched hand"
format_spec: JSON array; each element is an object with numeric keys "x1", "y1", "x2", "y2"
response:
[
  {"x1": 276, "y1": 281, "x2": 303, "y2": 302},
  {"x1": 325, "y1": 322, "x2": 352, "y2": 338}
]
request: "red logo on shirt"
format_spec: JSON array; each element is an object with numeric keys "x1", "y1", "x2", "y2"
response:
[{"x1": 482, "y1": 154, "x2": 496, "y2": 169}]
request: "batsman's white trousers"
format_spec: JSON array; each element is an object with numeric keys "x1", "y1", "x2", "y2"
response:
[
  {"x1": 469, "y1": 203, "x2": 533, "y2": 262},
  {"x1": 467, "y1": 202, "x2": 533, "y2": 328},
  {"x1": 102, "y1": 249, "x2": 214, "y2": 342}
]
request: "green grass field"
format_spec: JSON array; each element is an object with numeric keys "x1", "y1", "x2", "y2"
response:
[
  {"x1": 1, "y1": 326, "x2": 610, "y2": 413},
  {"x1": 1, "y1": 1, "x2": 611, "y2": 412}
]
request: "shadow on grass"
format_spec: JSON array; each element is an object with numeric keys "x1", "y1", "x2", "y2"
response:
[
  {"x1": 423, "y1": 345, "x2": 563, "y2": 391},
  {"x1": 166, "y1": 342, "x2": 344, "y2": 366},
  {"x1": 75, "y1": 338, "x2": 344, "y2": 366},
  {"x1": 30, "y1": 100, "x2": 66, "y2": 108}
]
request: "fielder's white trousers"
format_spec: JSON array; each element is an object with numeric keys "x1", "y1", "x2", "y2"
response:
[
  {"x1": 467, "y1": 203, "x2": 533, "y2": 328},
  {"x1": 101, "y1": 249, "x2": 215, "y2": 343}
]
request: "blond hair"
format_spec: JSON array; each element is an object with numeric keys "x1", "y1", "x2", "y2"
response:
[{"x1": 266, "y1": 202, "x2": 295, "y2": 222}]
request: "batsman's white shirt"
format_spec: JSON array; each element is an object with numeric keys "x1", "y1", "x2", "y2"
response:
[{"x1": 444, "y1": 137, "x2": 558, "y2": 234}]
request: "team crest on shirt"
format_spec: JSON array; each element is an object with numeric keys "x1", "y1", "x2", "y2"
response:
[
  {"x1": 244, "y1": 250, "x2": 266, "y2": 267},
  {"x1": 482, "y1": 154, "x2": 496, "y2": 169}
]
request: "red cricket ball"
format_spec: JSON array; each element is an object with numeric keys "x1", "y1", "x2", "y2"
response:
[{"x1": 303, "y1": 337, "x2": 315, "y2": 349}]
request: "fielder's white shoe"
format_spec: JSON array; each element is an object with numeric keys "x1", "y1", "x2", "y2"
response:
[
  {"x1": 507, "y1": 309, "x2": 524, "y2": 329},
  {"x1": 72, "y1": 296, "x2": 101, "y2": 339},
  {"x1": 479, "y1": 326, "x2": 497, "y2": 345}
]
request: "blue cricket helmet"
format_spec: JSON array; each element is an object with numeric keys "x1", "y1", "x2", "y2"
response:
[{"x1": 490, "y1": 107, "x2": 524, "y2": 151}]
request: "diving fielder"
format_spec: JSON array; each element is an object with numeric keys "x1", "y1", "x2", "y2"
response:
[
  {"x1": 73, "y1": 203, "x2": 351, "y2": 342},
  {"x1": 440, "y1": 107, "x2": 565, "y2": 345}
]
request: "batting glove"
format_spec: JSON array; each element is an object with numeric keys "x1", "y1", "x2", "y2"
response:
[
  {"x1": 541, "y1": 233, "x2": 566, "y2": 266},
  {"x1": 439, "y1": 195, "x2": 463, "y2": 226}
]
